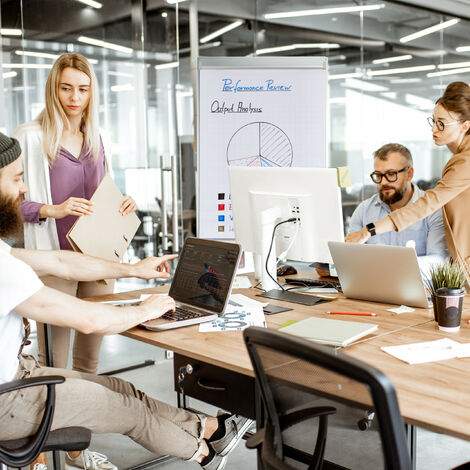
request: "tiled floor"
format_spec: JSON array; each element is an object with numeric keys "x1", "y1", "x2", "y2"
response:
[{"x1": 24, "y1": 320, "x2": 470, "y2": 470}]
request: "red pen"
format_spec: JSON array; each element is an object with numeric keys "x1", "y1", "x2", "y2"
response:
[{"x1": 328, "y1": 311, "x2": 377, "y2": 317}]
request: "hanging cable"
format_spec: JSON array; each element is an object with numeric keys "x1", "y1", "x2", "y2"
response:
[{"x1": 265, "y1": 217, "x2": 298, "y2": 290}]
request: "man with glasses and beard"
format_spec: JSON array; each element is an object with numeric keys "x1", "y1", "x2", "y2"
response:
[
  {"x1": 348, "y1": 143, "x2": 448, "y2": 273},
  {"x1": 0, "y1": 132, "x2": 251, "y2": 470}
]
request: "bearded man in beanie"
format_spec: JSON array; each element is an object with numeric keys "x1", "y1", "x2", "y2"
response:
[{"x1": 0, "y1": 132, "x2": 251, "y2": 470}]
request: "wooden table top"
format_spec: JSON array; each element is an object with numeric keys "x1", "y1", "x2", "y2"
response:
[{"x1": 90, "y1": 285, "x2": 470, "y2": 441}]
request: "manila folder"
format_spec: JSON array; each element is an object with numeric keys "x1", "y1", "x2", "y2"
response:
[
  {"x1": 280, "y1": 317, "x2": 378, "y2": 347},
  {"x1": 67, "y1": 174, "x2": 141, "y2": 262}
]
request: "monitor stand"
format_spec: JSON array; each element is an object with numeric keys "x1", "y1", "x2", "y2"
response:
[{"x1": 257, "y1": 289, "x2": 330, "y2": 306}]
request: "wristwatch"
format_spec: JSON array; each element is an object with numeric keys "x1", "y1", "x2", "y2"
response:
[{"x1": 366, "y1": 222, "x2": 376, "y2": 237}]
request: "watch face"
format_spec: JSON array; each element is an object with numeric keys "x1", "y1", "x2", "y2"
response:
[{"x1": 366, "y1": 223, "x2": 376, "y2": 235}]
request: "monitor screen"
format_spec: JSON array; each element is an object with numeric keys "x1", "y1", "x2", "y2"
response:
[{"x1": 169, "y1": 238, "x2": 240, "y2": 312}]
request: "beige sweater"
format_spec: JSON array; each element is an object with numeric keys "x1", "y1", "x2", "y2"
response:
[{"x1": 389, "y1": 134, "x2": 470, "y2": 272}]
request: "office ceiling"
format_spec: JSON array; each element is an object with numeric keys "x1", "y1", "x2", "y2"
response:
[{"x1": 1, "y1": 0, "x2": 470, "y2": 109}]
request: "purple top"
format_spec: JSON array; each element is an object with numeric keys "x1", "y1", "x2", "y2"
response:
[{"x1": 21, "y1": 137, "x2": 105, "y2": 250}]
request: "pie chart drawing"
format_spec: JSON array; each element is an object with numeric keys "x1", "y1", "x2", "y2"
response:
[{"x1": 227, "y1": 122, "x2": 293, "y2": 167}]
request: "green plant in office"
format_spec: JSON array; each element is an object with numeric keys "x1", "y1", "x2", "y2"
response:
[
  {"x1": 424, "y1": 258, "x2": 467, "y2": 297},
  {"x1": 425, "y1": 259, "x2": 467, "y2": 327}
]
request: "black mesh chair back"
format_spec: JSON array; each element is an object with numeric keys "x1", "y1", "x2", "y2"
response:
[{"x1": 244, "y1": 327, "x2": 412, "y2": 470}]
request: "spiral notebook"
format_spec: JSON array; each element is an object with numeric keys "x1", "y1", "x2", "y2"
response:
[{"x1": 279, "y1": 316, "x2": 378, "y2": 347}]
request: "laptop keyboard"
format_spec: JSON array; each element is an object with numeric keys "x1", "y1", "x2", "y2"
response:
[{"x1": 162, "y1": 306, "x2": 209, "y2": 321}]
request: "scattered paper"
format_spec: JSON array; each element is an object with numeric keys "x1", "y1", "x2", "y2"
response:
[
  {"x1": 304, "y1": 288, "x2": 339, "y2": 294},
  {"x1": 229, "y1": 293, "x2": 268, "y2": 308},
  {"x1": 382, "y1": 338, "x2": 468, "y2": 364},
  {"x1": 455, "y1": 343, "x2": 470, "y2": 358},
  {"x1": 232, "y1": 276, "x2": 252, "y2": 289},
  {"x1": 101, "y1": 296, "x2": 143, "y2": 305},
  {"x1": 199, "y1": 304, "x2": 266, "y2": 332},
  {"x1": 101, "y1": 294, "x2": 156, "y2": 305},
  {"x1": 387, "y1": 305, "x2": 415, "y2": 314}
]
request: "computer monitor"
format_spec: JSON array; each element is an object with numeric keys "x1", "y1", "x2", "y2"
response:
[{"x1": 228, "y1": 167, "x2": 344, "y2": 291}]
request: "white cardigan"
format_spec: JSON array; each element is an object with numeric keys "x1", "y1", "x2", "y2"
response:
[{"x1": 12, "y1": 121, "x2": 112, "y2": 250}]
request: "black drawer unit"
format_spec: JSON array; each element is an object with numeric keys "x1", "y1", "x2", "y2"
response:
[{"x1": 173, "y1": 353, "x2": 256, "y2": 419}]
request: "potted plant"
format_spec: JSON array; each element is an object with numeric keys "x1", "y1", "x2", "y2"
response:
[{"x1": 424, "y1": 259, "x2": 467, "y2": 326}]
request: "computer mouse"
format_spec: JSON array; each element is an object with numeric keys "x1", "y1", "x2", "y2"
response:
[{"x1": 277, "y1": 265, "x2": 297, "y2": 276}]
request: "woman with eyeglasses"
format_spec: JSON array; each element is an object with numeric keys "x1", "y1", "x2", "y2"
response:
[{"x1": 346, "y1": 81, "x2": 470, "y2": 278}]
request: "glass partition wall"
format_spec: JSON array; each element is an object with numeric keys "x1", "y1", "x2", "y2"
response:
[
  {"x1": 1, "y1": 0, "x2": 469, "y2": 250},
  {"x1": 0, "y1": 0, "x2": 184, "y2": 274}
]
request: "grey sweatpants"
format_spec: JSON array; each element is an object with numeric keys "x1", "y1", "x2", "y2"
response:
[{"x1": 0, "y1": 355, "x2": 205, "y2": 461}]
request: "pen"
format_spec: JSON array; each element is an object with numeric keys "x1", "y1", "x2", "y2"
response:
[{"x1": 328, "y1": 311, "x2": 377, "y2": 317}]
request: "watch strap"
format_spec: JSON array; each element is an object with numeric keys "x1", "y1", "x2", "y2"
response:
[{"x1": 366, "y1": 222, "x2": 376, "y2": 237}]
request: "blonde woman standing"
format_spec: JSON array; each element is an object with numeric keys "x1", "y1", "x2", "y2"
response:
[
  {"x1": 14, "y1": 53, "x2": 135, "y2": 470},
  {"x1": 346, "y1": 81, "x2": 470, "y2": 279}
]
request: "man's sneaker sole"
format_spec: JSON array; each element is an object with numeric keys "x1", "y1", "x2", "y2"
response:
[{"x1": 218, "y1": 418, "x2": 253, "y2": 457}]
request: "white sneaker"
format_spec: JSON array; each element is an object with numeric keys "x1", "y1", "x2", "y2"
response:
[
  {"x1": 65, "y1": 450, "x2": 118, "y2": 470},
  {"x1": 32, "y1": 463, "x2": 48, "y2": 470}
]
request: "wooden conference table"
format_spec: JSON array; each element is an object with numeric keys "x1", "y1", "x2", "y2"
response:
[{"x1": 90, "y1": 283, "x2": 470, "y2": 447}]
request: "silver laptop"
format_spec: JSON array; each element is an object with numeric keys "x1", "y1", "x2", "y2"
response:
[
  {"x1": 142, "y1": 237, "x2": 242, "y2": 331},
  {"x1": 328, "y1": 241, "x2": 430, "y2": 308}
]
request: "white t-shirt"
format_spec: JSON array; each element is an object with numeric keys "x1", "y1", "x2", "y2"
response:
[{"x1": 0, "y1": 239, "x2": 43, "y2": 384}]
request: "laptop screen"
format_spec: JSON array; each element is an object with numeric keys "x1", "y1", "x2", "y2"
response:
[{"x1": 169, "y1": 238, "x2": 241, "y2": 313}]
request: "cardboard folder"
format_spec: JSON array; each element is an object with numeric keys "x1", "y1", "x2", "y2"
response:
[{"x1": 67, "y1": 174, "x2": 141, "y2": 263}]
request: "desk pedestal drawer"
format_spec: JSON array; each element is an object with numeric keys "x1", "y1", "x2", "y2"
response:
[{"x1": 173, "y1": 354, "x2": 255, "y2": 419}]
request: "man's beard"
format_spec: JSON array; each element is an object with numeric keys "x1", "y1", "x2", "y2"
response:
[
  {"x1": 379, "y1": 185, "x2": 406, "y2": 205},
  {"x1": 0, "y1": 191, "x2": 23, "y2": 238}
]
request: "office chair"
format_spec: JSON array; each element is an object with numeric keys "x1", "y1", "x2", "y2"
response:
[
  {"x1": 243, "y1": 327, "x2": 412, "y2": 470},
  {"x1": 0, "y1": 375, "x2": 91, "y2": 470}
]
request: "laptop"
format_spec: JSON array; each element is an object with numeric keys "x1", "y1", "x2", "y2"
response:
[
  {"x1": 141, "y1": 237, "x2": 242, "y2": 331},
  {"x1": 328, "y1": 241, "x2": 430, "y2": 308}
]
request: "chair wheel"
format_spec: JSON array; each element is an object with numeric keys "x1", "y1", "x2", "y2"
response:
[{"x1": 357, "y1": 418, "x2": 370, "y2": 431}]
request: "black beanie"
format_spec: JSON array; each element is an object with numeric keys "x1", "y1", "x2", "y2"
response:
[{"x1": 0, "y1": 132, "x2": 21, "y2": 169}]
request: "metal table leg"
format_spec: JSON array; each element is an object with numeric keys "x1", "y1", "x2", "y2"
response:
[{"x1": 406, "y1": 424, "x2": 417, "y2": 470}]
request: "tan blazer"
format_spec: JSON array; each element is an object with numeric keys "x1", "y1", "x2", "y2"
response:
[{"x1": 388, "y1": 134, "x2": 470, "y2": 275}]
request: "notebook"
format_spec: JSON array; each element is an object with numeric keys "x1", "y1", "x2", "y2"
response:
[
  {"x1": 328, "y1": 241, "x2": 431, "y2": 309},
  {"x1": 141, "y1": 237, "x2": 242, "y2": 331},
  {"x1": 279, "y1": 316, "x2": 378, "y2": 347}
]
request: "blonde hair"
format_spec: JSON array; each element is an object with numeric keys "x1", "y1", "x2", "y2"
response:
[{"x1": 38, "y1": 53, "x2": 100, "y2": 164}]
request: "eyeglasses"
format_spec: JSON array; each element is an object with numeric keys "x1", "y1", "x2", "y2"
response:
[
  {"x1": 18, "y1": 318, "x2": 31, "y2": 357},
  {"x1": 370, "y1": 166, "x2": 409, "y2": 184},
  {"x1": 427, "y1": 116, "x2": 464, "y2": 131}
]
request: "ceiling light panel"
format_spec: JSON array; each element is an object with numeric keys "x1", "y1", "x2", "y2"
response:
[
  {"x1": 256, "y1": 43, "x2": 339, "y2": 55},
  {"x1": 264, "y1": 4, "x2": 385, "y2": 19},
  {"x1": 155, "y1": 61, "x2": 179, "y2": 70},
  {"x1": 367, "y1": 64, "x2": 435, "y2": 76},
  {"x1": 200, "y1": 20, "x2": 243, "y2": 44},
  {"x1": 400, "y1": 18, "x2": 459, "y2": 44},
  {"x1": 372, "y1": 54, "x2": 412, "y2": 64},
  {"x1": 438, "y1": 61, "x2": 470, "y2": 69},
  {"x1": 1, "y1": 28, "x2": 22, "y2": 36},
  {"x1": 329, "y1": 72, "x2": 363, "y2": 80},
  {"x1": 75, "y1": 0, "x2": 102, "y2": 8},
  {"x1": 427, "y1": 67, "x2": 470, "y2": 77},
  {"x1": 78, "y1": 36, "x2": 132, "y2": 54}
]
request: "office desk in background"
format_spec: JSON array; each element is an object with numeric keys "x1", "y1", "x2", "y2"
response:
[{"x1": 89, "y1": 284, "x2": 470, "y2": 446}]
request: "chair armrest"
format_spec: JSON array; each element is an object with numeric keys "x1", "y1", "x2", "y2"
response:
[
  {"x1": 0, "y1": 375, "x2": 65, "y2": 467},
  {"x1": 0, "y1": 376, "x2": 65, "y2": 395}
]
